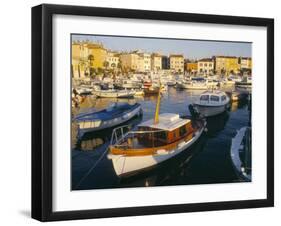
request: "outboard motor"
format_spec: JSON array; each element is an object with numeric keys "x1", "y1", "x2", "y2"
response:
[{"x1": 188, "y1": 104, "x2": 200, "y2": 119}]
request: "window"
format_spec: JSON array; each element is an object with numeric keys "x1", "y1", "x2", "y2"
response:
[
  {"x1": 179, "y1": 125, "x2": 187, "y2": 136},
  {"x1": 221, "y1": 95, "x2": 226, "y2": 101},
  {"x1": 200, "y1": 95, "x2": 209, "y2": 101},
  {"x1": 155, "y1": 131, "x2": 167, "y2": 141},
  {"x1": 210, "y1": 95, "x2": 219, "y2": 101},
  {"x1": 204, "y1": 63, "x2": 207, "y2": 67},
  {"x1": 173, "y1": 131, "x2": 177, "y2": 139}
]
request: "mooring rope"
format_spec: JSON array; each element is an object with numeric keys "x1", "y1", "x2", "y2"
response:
[{"x1": 74, "y1": 146, "x2": 109, "y2": 189}]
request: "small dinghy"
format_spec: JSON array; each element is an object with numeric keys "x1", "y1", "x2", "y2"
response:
[
  {"x1": 74, "y1": 103, "x2": 142, "y2": 137},
  {"x1": 230, "y1": 127, "x2": 252, "y2": 181},
  {"x1": 193, "y1": 90, "x2": 230, "y2": 117}
]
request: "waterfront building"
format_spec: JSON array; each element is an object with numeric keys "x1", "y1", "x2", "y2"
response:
[
  {"x1": 151, "y1": 53, "x2": 162, "y2": 71},
  {"x1": 214, "y1": 56, "x2": 240, "y2": 75},
  {"x1": 71, "y1": 42, "x2": 89, "y2": 78},
  {"x1": 142, "y1": 53, "x2": 151, "y2": 72},
  {"x1": 169, "y1": 54, "x2": 184, "y2": 73},
  {"x1": 162, "y1": 55, "x2": 170, "y2": 69},
  {"x1": 197, "y1": 58, "x2": 214, "y2": 75},
  {"x1": 87, "y1": 43, "x2": 107, "y2": 70},
  {"x1": 119, "y1": 52, "x2": 139, "y2": 71},
  {"x1": 185, "y1": 61, "x2": 198, "y2": 74},
  {"x1": 239, "y1": 57, "x2": 252, "y2": 72},
  {"x1": 133, "y1": 52, "x2": 151, "y2": 72},
  {"x1": 106, "y1": 52, "x2": 120, "y2": 70}
]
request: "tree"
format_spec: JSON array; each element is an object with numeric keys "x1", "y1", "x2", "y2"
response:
[
  {"x1": 88, "y1": 54, "x2": 95, "y2": 67},
  {"x1": 103, "y1": 61, "x2": 109, "y2": 70}
]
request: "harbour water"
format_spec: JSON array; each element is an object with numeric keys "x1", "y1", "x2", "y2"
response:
[{"x1": 72, "y1": 87, "x2": 251, "y2": 190}]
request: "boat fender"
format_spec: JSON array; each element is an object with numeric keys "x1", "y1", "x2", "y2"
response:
[
  {"x1": 156, "y1": 149, "x2": 168, "y2": 155},
  {"x1": 204, "y1": 127, "x2": 208, "y2": 132},
  {"x1": 107, "y1": 153, "x2": 113, "y2": 159}
]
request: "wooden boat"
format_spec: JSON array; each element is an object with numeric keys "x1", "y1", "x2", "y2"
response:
[
  {"x1": 230, "y1": 127, "x2": 251, "y2": 181},
  {"x1": 93, "y1": 89, "x2": 134, "y2": 98},
  {"x1": 193, "y1": 90, "x2": 230, "y2": 117},
  {"x1": 108, "y1": 88, "x2": 206, "y2": 177},
  {"x1": 74, "y1": 103, "x2": 142, "y2": 137}
]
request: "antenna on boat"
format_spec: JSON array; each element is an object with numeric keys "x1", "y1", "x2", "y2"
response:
[{"x1": 154, "y1": 82, "x2": 162, "y2": 124}]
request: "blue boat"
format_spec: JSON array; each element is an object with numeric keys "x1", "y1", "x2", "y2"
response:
[{"x1": 74, "y1": 103, "x2": 142, "y2": 136}]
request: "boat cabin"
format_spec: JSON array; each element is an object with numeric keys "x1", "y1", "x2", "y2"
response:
[
  {"x1": 198, "y1": 91, "x2": 228, "y2": 105},
  {"x1": 110, "y1": 113, "x2": 195, "y2": 155},
  {"x1": 137, "y1": 113, "x2": 194, "y2": 146}
]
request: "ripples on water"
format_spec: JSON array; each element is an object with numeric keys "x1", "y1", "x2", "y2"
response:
[{"x1": 71, "y1": 87, "x2": 251, "y2": 190}]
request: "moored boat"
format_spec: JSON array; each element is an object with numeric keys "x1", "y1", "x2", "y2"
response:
[
  {"x1": 230, "y1": 127, "x2": 252, "y2": 181},
  {"x1": 144, "y1": 86, "x2": 160, "y2": 95},
  {"x1": 132, "y1": 89, "x2": 145, "y2": 96},
  {"x1": 193, "y1": 90, "x2": 230, "y2": 117},
  {"x1": 108, "y1": 88, "x2": 206, "y2": 177},
  {"x1": 235, "y1": 76, "x2": 252, "y2": 90},
  {"x1": 177, "y1": 77, "x2": 209, "y2": 90},
  {"x1": 93, "y1": 89, "x2": 134, "y2": 98},
  {"x1": 74, "y1": 103, "x2": 142, "y2": 136}
]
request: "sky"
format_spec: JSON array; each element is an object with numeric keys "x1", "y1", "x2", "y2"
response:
[{"x1": 72, "y1": 34, "x2": 251, "y2": 59}]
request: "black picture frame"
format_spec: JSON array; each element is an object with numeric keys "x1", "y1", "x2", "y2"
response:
[{"x1": 32, "y1": 4, "x2": 274, "y2": 222}]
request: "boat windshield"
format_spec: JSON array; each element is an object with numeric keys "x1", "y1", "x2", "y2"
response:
[
  {"x1": 113, "y1": 129, "x2": 168, "y2": 149},
  {"x1": 210, "y1": 95, "x2": 219, "y2": 102},
  {"x1": 221, "y1": 95, "x2": 227, "y2": 101},
  {"x1": 200, "y1": 95, "x2": 209, "y2": 101}
]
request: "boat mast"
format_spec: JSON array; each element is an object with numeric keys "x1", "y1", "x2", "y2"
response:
[{"x1": 154, "y1": 84, "x2": 161, "y2": 124}]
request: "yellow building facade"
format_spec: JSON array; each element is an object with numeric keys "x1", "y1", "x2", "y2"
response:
[
  {"x1": 186, "y1": 62, "x2": 198, "y2": 73},
  {"x1": 240, "y1": 57, "x2": 252, "y2": 71},
  {"x1": 215, "y1": 56, "x2": 240, "y2": 75},
  {"x1": 71, "y1": 43, "x2": 89, "y2": 78},
  {"x1": 87, "y1": 43, "x2": 107, "y2": 69}
]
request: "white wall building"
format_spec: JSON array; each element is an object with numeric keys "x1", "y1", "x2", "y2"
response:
[
  {"x1": 197, "y1": 58, "x2": 214, "y2": 75},
  {"x1": 106, "y1": 52, "x2": 120, "y2": 70},
  {"x1": 151, "y1": 53, "x2": 162, "y2": 71}
]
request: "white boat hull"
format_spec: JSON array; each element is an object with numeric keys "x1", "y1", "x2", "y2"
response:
[
  {"x1": 178, "y1": 83, "x2": 208, "y2": 90},
  {"x1": 230, "y1": 127, "x2": 251, "y2": 181},
  {"x1": 194, "y1": 104, "x2": 228, "y2": 117},
  {"x1": 94, "y1": 91, "x2": 134, "y2": 98},
  {"x1": 109, "y1": 125, "x2": 205, "y2": 177}
]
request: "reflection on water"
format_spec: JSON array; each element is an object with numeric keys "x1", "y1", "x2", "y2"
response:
[
  {"x1": 206, "y1": 112, "x2": 229, "y2": 137},
  {"x1": 72, "y1": 87, "x2": 251, "y2": 190}
]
